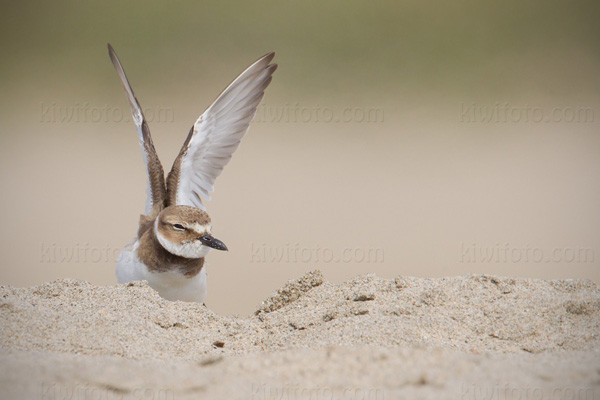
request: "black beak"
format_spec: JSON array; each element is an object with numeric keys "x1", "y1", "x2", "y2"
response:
[{"x1": 198, "y1": 234, "x2": 228, "y2": 251}]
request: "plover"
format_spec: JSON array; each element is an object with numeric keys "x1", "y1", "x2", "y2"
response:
[{"x1": 108, "y1": 44, "x2": 276, "y2": 303}]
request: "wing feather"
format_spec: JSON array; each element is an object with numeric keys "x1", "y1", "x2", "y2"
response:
[
  {"x1": 108, "y1": 44, "x2": 166, "y2": 216},
  {"x1": 166, "y1": 53, "x2": 277, "y2": 209}
]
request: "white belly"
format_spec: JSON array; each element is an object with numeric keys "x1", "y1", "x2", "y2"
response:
[{"x1": 116, "y1": 241, "x2": 207, "y2": 303}]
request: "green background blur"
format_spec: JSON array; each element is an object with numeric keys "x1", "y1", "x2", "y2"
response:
[
  {"x1": 3, "y1": 1, "x2": 599, "y2": 106},
  {"x1": 1, "y1": 1, "x2": 599, "y2": 315}
]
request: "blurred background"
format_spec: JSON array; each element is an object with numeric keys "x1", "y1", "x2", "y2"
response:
[{"x1": 0, "y1": 1, "x2": 598, "y2": 315}]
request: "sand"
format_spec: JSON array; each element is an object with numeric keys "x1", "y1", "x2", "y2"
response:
[{"x1": 1, "y1": 271, "x2": 599, "y2": 399}]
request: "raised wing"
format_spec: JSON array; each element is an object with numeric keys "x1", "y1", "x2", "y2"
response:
[
  {"x1": 166, "y1": 52, "x2": 277, "y2": 209},
  {"x1": 108, "y1": 43, "x2": 166, "y2": 216}
]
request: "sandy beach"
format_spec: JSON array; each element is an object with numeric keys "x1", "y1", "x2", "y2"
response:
[{"x1": 1, "y1": 271, "x2": 599, "y2": 399}]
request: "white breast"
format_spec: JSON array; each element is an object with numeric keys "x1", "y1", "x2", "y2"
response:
[{"x1": 116, "y1": 241, "x2": 208, "y2": 303}]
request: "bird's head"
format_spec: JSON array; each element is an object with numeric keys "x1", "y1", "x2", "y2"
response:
[{"x1": 154, "y1": 205, "x2": 228, "y2": 258}]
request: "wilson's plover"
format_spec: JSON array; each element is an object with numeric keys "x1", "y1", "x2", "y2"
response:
[{"x1": 108, "y1": 44, "x2": 276, "y2": 303}]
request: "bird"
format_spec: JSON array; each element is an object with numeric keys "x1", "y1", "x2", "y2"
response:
[{"x1": 108, "y1": 43, "x2": 277, "y2": 303}]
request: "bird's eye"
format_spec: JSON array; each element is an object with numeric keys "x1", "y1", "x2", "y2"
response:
[{"x1": 173, "y1": 224, "x2": 185, "y2": 231}]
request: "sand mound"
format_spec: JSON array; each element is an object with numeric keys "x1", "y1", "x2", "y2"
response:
[
  {"x1": 1, "y1": 272, "x2": 599, "y2": 399},
  {"x1": 1, "y1": 272, "x2": 598, "y2": 357}
]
